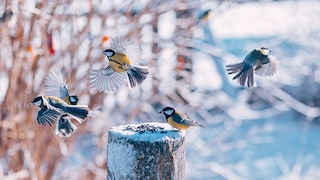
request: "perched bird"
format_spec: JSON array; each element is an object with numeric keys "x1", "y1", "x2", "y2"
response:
[
  {"x1": 89, "y1": 38, "x2": 149, "y2": 92},
  {"x1": 159, "y1": 107, "x2": 203, "y2": 130},
  {"x1": 31, "y1": 96, "x2": 89, "y2": 129},
  {"x1": 44, "y1": 68, "x2": 80, "y2": 137},
  {"x1": 226, "y1": 47, "x2": 278, "y2": 88}
]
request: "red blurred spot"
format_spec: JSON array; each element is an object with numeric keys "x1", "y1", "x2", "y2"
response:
[
  {"x1": 49, "y1": 47, "x2": 55, "y2": 55},
  {"x1": 47, "y1": 30, "x2": 55, "y2": 55}
]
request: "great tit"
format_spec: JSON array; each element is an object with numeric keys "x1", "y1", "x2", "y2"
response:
[
  {"x1": 44, "y1": 68, "x2": 81, "y2": 137},
  {"x1": 226, "y1": 47, "x2": 278, "y2": 88},
  {"x1": 159, "y1": 107, "x2": 203, "y2": 130},
  {"x1": 31, "y1": 96, "x2": 89, "y2": 127},
  {"x1": 89, "y1": 38, "x2": 149, "y2": 92}
]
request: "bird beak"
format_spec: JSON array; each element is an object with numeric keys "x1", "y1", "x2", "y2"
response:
[{"x1": 158, "y1": 110, "x2": 163, "y2": 114}]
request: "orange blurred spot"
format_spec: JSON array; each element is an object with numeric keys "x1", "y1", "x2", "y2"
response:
[
  {"x1": 27, "y1": 45, "x2": 33, "y2": 54},
  {"x1": 101, "y1": 36, "x2": 109, "y2": 43}
]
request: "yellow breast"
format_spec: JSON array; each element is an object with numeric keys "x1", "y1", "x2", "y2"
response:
[
  {"x1": 109, "y1": 53, "x2": 131, "y2": 73},
  {"x1": 167, "y1": 117, "x2": 190, "y2": 130},
  {"x1": 63, "y1": 96, "x2": 71, "y2": 105}
]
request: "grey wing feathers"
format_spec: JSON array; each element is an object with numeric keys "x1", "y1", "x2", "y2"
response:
[
  {"x1": 111, "y1": 38, "x2": 141, "y2": 64},
  {"x1": 173, "y1": 113, "x2": 202, "y2": 127},
  {"x1": 255, "y1": 55, "x2": 278, "y2": 77},
  {"x1": 89, "y1": 65, "x2": 127, "y2": 92},
  {"x1": 183, "y1": 116, "x2": 202, "y2": 127},
  {"x1": 44, "y1": 68, "x2": 69, "y2": 99},
  {"x1": 37, "y1": 107, "x2": 61, "y2": 126}
]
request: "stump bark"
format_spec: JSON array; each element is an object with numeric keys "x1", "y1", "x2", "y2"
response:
[{"x1": 107, "y1": 122, "x2": 186, "y2": 180}]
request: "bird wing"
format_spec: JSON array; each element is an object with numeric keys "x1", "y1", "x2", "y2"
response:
[
  {"x1": 255, "y1": 55, "x2": 278, "y2": 76},
  {"x1": 37, "y1": 107, "x2": 61, "y2": 126},
  {"x1": 110, "y1": 37, "x2": 141, "y2": 64},
  {"x1": 89, "y1": 65, "x2": 127, "y2": 92},
  {"x1": 173, "y1": 112, "x2": 201, "y2": 127},
  {"x1": 42, "y1": 96, "x2": 60, "y2": 111},
  {"x1": 44, "y1": 68, "x2": 70, "y2": 99}
]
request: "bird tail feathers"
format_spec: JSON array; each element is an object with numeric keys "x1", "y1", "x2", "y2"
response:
[
  {"x1": 56, "y1": 116, "x2": 77, "y2": 137},
  {"x1": 226, "y1": 62, "x2": 244, "y2": 75},
  {"x1": 127, "y1": 65, "x2": 149, "y2": 88},
  {"x1": 65, "y1": 105, "x2": 89, "y2": 123},
  {"x1": 226, "y1": 63, "x2": 256, "y2": 88}
]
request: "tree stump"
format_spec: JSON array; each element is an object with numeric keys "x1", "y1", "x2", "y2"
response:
[{"x1": 107, "y1": 122, "x2": 186, "y2": 180}]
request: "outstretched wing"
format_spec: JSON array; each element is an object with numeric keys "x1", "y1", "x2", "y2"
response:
[
  {"x1": 255, "y1": 55, "x2": 278, "y2": 77},
  {"x1": 44, "y1": 68, "x2": 69, "y2": 99},
  {"x1": 37, "y1": 107, "x2": 60, "y2": 126},
  {"x1": 89, "y1": 65, "x2": 127, "y2": 92},
  {"x1": 110, "y1": 37, "x2": 141, "y2": 64}
]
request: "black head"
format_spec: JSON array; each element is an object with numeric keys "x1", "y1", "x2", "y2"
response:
[
  {"x1": 69, "y1": 95, "x2": 79, "y2": 105},
  {"x1": 102, "y1": 49, "x2": 115, "y2": 57},
  {"x1": 159, "y1": 107, "x2": 175, "y2": 118},
  {"x1": 31, "y1": 96, "x2": 43, "y2": 107}
]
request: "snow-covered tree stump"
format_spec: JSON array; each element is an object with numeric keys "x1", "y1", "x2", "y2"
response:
[{"x1": 107, "y1": 122, "x2": 186, "y2": 180}]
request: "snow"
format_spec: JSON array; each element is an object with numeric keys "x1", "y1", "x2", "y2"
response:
[
  {"x1": 108, "y1": 122, "x2": 185, "y2": 142},
  {"x1": 107, "y1": 138, "x2": 135, "y2": 178}
]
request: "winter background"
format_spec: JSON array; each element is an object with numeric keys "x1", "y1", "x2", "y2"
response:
[{"x1": 1, "y1": 0, "x2": 320, "y2": 179}]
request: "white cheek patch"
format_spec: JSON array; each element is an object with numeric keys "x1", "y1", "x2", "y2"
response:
[
  {"x1": 34, "y1": 100, "x2": 42, "y2": 106},
  {"x1": 105, "y1": 51, "x2": 114, "y2": 57},
  {"x1": 69, "y1": 97, "x2": 77, "y2": 104},
  {"x1": 164, "y1": 109, "x2": 174, "y2": 115},
  {"x1": 262, "y1": 49, "x2": 270, "y2": 54}
]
